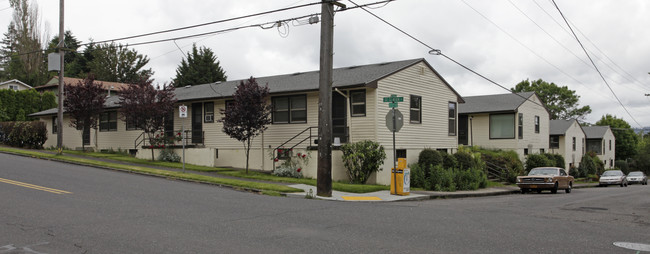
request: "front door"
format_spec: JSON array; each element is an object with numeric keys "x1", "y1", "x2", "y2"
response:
[
  {"x1": 191, "y1": 103, "x2": 203, "y2": 144},
  {"x1": 82, "y1": 126, "x2": 90, "y2": 146},
  {"x1": 332, "y1": 92, "x2": 347, "y2": 143},
  {"x1": 458, "y1": 115, "x2": 468, "y2": 145}
]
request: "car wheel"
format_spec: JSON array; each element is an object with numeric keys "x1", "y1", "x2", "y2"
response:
[
  {"x1": 551, "y1": 182, "x2": 558, "y2": 194},
  {"x1": 565, "y1": 183, "x2": 572, "y2": 193},
  {"x1": 620, "y1": 182, "x2": 624, "y2": 187}
]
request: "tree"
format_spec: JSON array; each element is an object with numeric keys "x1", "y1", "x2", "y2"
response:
[
  {"x1": 46, "y1": 30, "x2": 87, "y2": 79},
  {"x1": 87, "y1": 42, "x2": 153, "y2": 84},
  {"x1": 63, "y1": 77, "x2": 106, "y2": 151},
  {"x1": 511, "y1": 79, "x2": 591, "y2": 120},
  {"x1": 595, "y1": 114, "x2": 638, "y2": 160},
  {"x1": 1, "y1": 0, "x2": 50, "y2": 85},
  {"x1": 118, "y1": 79, "x2": 176, "y2": 160},
  {"x1": 220, "y1": 77, "x2": 271, "y2": 174},
  {"x1": 0, "y1": 89, "x2": 56, "y2": 121},
  {"x1": 173, "y1": 44, "x2": 227, "y2": 87}
]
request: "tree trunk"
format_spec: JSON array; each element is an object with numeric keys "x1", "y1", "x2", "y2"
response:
[{"x1": 245, "y1": 139, "x2": 250, "y2": 174}]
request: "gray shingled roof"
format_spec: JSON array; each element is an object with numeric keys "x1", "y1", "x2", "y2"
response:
[
  {"x1": 583, "y1": 126, "x2": 610, "y2": 139},
  {"x1": 30, "y1": 95, "x2": 122, "y2": 117},
  {"x1": 458, "y1": 92, "x2": 535, "y2": 114},
  {"x1": 31, "y1": 58, "x2": 464, "y2": 117},
  {"x1": 549, "y1": 119, "x2": 574, "y2": 135}
]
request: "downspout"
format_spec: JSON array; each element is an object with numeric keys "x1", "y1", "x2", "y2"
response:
[
  {"x1": 469, "y1": 115, "x2": 473, "y2": 147},
  {"x1": 334, "y1": 88, "x2": 351, "y2": 142}
]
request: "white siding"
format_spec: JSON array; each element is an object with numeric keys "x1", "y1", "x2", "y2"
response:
[
  {"x1": 516, "y1": 95, "x2": 550, "y2": 159},
  {"x1": 599, "y1": 128, "x2": 616, "y2": 169}
]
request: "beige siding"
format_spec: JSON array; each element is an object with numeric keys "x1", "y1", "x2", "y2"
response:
[
  {"x1": 468, "y1": 113, "x2": 518, "y2": 150},
  {"x1": 348, "y1": 88, "x2": 377, "y2": 142},
  {"x1": 599, "y1": 129, "x2": 616, "y2": 169},
  {"x1": 41, "y1": 115, "x2": 90, "y2": 150},
  {"x1": 374, "y1": 62, "x2": 461, "y2": 184},
  {"x1": 550, "y1": 120, "x2": 586, "y2": 170},
  {"x1": 516, "y1": 96, "x2": 550, "y2": 158}
]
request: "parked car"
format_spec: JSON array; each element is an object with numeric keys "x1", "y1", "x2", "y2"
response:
[
  {"x1": 516, "y1": 167, "x2": 574, "y2": 194},
  {"x1": 627, "y1": 171, "x2": 647, "y2": 185},
  {"x1": 599, "y1": 170, "x2": 628, "y2": 187}
]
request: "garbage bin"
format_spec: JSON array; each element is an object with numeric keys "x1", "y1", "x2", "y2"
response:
[{"x1": 390, "y1": 158, "x2": 410, "y2": 195}]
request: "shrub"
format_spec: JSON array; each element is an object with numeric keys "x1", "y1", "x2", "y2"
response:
[
  {"x1": 569, "y1": 165, "x2": 579, "y2": 177},
  {"x1": 0, "y1": 121, "x2": 47, "y2": 149},
  {"x1": 543, "y1": 153, "x2": 565, "y2": 168},
  {"x1": 441, "y1": 152, "x2": 458, "y2": 170},
  {"x1": 476, "y1": 147, "x2": 524, "y2": 183},
  {"x1": 418, "y1": 148, "x2": 442, "y2": 168},
  {"x1": 615, "y1": 160, "x2": 630, "y2": 174},
  {"x1": 157, "y1": 148, "x2": 181, "y2": 162},
  {"x1": 429, "y1": 165, "x2": 456, "y2": 192},
  {"x1": 455, "y1": 167, "x2": 488, "y2": 190},
  {"x1": 525, "y1": 154, "x2": 553, "y2": 172},
  {"x1": 341, "y1": 140, "x2": 386, "y2": 184},
  {"x1": 409, "y1": 163, "x2": 428, "y2": 189},
  {"x1": 578, "y1": 152, "x2": 598, "y2": 177},
  {"x1": 272, "y1": 166, "x2": 303, "y2": 178},
  {"x1": 453, "y1": 151, "x2": 475, "y2": 170}
]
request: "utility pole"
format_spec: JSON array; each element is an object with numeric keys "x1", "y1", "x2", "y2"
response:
[
  {"x1": 56, "y1": 0, "x2": 64, "y2": 154},
  {"x1": 317, "y1": 0, "x2": 335, "y2": 197}
]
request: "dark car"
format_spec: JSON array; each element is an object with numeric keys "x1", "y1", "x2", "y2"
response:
[{"x1": 516, "y1": 167, "x2": 574, "y2": 194}]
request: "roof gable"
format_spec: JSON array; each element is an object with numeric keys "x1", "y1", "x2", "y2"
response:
[
  {"x1": 0, "y1": 79, "x2": 32, "y2": 89},
  {"x1": 583, "y1": 126, "x2": 610, "y2": 139}
]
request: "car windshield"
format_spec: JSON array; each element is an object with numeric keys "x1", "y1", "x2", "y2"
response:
[
  {"x1": 628, "y1": 172, "x2": 643, "y2": 176},
  {"x1": 602, "y1": 171, "x2": 622, "y2": 176},
  {"x1": 528, "y1": 168, "x2": 557, "y2": 176}
]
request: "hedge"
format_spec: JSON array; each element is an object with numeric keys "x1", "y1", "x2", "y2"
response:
[{"x1": 0, "y1": 121, "x2": 48, "y2": 149}]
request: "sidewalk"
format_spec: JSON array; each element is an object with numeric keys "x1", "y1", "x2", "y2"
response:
[{"x1": 0, "y1": 147, "x2": 599, "y2": 202}]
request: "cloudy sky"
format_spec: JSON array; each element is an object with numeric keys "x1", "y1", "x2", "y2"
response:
[{"x1": 2, "y1": 0, "x2": 649, "y2": 126}]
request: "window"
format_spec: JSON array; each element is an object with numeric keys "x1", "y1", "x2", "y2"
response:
[
  {"x1": 126, "y1": 116, "x2": 139, "y2": 131},
  {"x1": 99, "y1": 111, "x2": 117, "y2": 131},
  {"x1": 602, "y1": 140, "x2": 605, "y2": 154},
  {"x1": 410, "y1": 95, "x2": 422, "y2": 123},
  {"x1": 9, "y1": 85, "x2": 18, "y2": 90},
  {"x1": 437, "y1": 148, "x2": 448, "y2": 154},
  {"x1": 560, "y1": 169, "x2": 567, "y2": 176},
  {"x1": 540, "y1": 148, "x2": 545, "y2": 154},
  {"x1": 582, "y1": 138, "x2": 585, "y2": 155},
  {"x1": 550, "y1": 136, "x2": 559, "y2": 149},
  {"x1": 204, "y1": 102, "x2": 214, "y2": 123},
  {"x1": 534, "y1": 116, "x2": 540, "y2": 133},
  {"x1": 350, "y1": 91, "x2": 366, "y2": 117},
  {"x1": 518, "y1": 113, "x2": 523, "y2": 139},
  {"x1": 396, "y1": 149, "x2": 407, "y2": 159},
  {"x1": 490, "y1": 114, "x2": 515, "y2": 139},
  {"x1": 52, "y1": 116, "x2": 57, "y2": 134},
  {"x1": 272, "y1": 95, "x2": 306, "y2": 124},
  {"x1": 609, "y1": 140, "x2": 612, "y2": 151},
  {"x1": 524, "y1": 148, "x2": 529, "y2": 156},
  {"x1": 610, "y1": 159, "x2": 613, "y2": 167},
  {"x1": 586, "y1": 139, "x2": 602, "y2": 155},
  {"x1": 448, "y1": 102, "x2": 456, "y2": 135},
  {"x1": 572, "y1": 137, "x2": 576, "y2": 151}
]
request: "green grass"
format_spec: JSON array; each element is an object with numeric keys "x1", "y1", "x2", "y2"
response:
[
  {"x1": 63, "y1": 150, "x2": 232, "y2": 172},
  {"x1": 486, "y1": 181, "x2": 508, "y2": 188},
  {"x1": 0, "y1": 147, "x2": 302, "y2": 193},
  {"x1": 219, "y1": 170, "x2": 389, "y2": 193}
]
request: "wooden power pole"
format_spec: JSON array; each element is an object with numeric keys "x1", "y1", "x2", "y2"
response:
[
  {"x1": 56, "y1": 0, "x2": 64, "y2": 154},
  {"x1": 317, "y1": 0, "x2": 337, "y2": 197}
]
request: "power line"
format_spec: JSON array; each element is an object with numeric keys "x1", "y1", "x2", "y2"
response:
[
  {"x1": 345, "y1": 0, "x2": 546, "y2": 109},
  {"x1": 550, "y1": 0, "x2": 643, "y2": 128}
]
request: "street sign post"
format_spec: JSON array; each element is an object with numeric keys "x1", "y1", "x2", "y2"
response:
[
  {"x1": 179, "y1": 105, "x2": 187, "y2": 172},
  {"x1": 382, "y1": 94, "x2": 404, "y2": 195}
]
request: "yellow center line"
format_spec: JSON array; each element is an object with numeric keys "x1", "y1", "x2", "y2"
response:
[{"x1": 0, "y1": 177, "x2": 72, "y2": 194}]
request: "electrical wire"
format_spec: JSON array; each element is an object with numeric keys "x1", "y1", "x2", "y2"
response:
[
  {"x1": 346, "y1": 0, "x2": 546, "y2": 109},
  {"x1": 550, "y1": 0, "x2": 643, "y2": 128}
]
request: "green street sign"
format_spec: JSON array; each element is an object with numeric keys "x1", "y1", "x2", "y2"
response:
[
  {"x1": 383, "y1": 97, "x2": 390, "y2": 102},
  {"x1": 383, "y1": 94, "x2": 404, "y2": 107},
  {"x1": 388, "y1": 102, "x2": 398, "y2": 108}
]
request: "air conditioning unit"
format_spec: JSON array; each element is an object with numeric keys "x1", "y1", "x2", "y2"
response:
[{"x1": 204, "y1": 114, "x2": 214, "y2": 122}]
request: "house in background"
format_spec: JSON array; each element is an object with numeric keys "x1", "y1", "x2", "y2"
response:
[
  {"x1": 458, "y1": 92, "x2": 550, "y2": 161},
  {"x1": 582, "y1": 126, "x2": 616, "y2": 169},
  {"x1": 35, "y1": 77, "x2": 130, "y2": 98},
  {"x1": 31, "y1": 58, "x2": 464, "y2": 185},
  {"x1": 0, "y1": 79, "x2": 32, "y2": 91},
  {"x1": 549, "y1": 119, "x2": 586, "y2": 170}
]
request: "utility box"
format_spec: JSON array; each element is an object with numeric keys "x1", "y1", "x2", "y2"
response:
[{"x1": 390, "y1": 158, "x2": 410, "y2": 195}]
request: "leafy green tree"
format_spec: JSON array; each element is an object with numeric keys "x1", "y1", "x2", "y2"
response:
[
  {"x1": 595, "y1": 114, "x2": 638, "y2": 160},
  {"x1": 46, "y1": 30, "x2": 87, "y2": 79},
  {"x1": 511, "y1": 79, "x2": 591, "y2": 120},
  {"x1": 0, "y1": 89, "x2": 56, "y2": 121},
  {"x1": 63, "y1": 77, "x2": 106, "y2": 151},
  {"x1": 87, "y1": 42, "x2": 153, "y2": 83},
  {"x1": 1, "y1": 0, "x2": 50, "y2": 86},
  {"x1": 173, "y1": 44, "x2": 227, "y2": 87}
]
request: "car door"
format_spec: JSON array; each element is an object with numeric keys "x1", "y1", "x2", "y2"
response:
[{"x1": 559, "y1": 169, "x2": 568, "y2": 188}]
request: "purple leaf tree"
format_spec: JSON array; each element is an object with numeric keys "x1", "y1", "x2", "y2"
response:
[
  {"x1": 220, "y1": 77, "x2": 272, "y2": 174},
  {"x1": 63, "y1": 76, "x2": 106, "y2": 152},
  {"x1": 118, "y1": 79, "x2": 177, "y2": 161}
]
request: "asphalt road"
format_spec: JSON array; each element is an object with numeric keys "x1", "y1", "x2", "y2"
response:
[{"x1": 1, "y1": 152, "x2": 649, "y2": 254}]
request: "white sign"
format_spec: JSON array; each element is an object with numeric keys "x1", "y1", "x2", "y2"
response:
[{"x1": 179, "y1": 105, "x2": 188, "y2": 118}]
